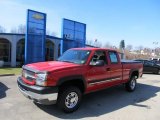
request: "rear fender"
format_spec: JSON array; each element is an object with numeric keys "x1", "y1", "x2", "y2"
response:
[{"x1": 129, "y1": 69, "x2": 139, "y2": 79}]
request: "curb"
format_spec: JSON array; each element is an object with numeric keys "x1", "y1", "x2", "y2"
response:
[{"x1": 0, "y1": 74, "x2": 15, "y2": 77}]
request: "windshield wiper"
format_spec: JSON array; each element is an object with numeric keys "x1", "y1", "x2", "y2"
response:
[{"x1": 59, "y1": 60, "x2": 75, "y2": 63}]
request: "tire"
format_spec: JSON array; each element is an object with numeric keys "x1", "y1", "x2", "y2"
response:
[
  {"x1": 157, "y1": 69, "x2": 160, "y2": 75},
  {"x1": 57, "y1": 86, "x2": 82, "y2": 113},
  {"x1": 125, "y1": 76, "x2": 137, "y2": 92}
]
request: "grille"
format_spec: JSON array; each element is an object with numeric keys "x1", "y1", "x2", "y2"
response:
[{"x1": 22, "y1": 69, "x2": 36, "y2": 82}]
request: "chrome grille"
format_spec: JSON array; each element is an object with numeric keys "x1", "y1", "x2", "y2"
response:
[{"x1": 22, "y1": 69, "x2": 36, "y2": 81}]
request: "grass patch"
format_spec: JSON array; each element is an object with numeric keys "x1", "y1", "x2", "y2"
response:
[{"x1": 0, "y1": 67, "x2": 22, "y2": 75}]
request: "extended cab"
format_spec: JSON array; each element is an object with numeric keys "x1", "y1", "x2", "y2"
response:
[{"x1": 17, "y1": 48, "x2": 143, "y2": 112}]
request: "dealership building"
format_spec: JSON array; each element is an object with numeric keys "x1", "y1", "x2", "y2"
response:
[
  {"x1": 0, "y1": 33, "x2": 61, "y2": 67},
  {"x1": 0, "y1": 11, "x2": 88, "y2": 67}
]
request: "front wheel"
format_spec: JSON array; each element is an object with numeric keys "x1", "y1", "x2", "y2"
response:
[
  {"x1": 57, "y1": 86, "x2": 82, "y2": 113},
  {"x1": 125, "y1": 76, "x2": 137, "y2": 92},
  {"x1": 157, "y1": 69, "x2": 160, "y2": 75}
]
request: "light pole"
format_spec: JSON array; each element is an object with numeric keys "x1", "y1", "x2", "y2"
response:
[
  {"x1": 153, "y1": 42, "x2": 158, "y2": 58},
  {"x1": 94, "y1": 39, "x2": 97, "y2": 47}
]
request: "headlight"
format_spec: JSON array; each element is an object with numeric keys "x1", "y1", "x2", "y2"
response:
[{"x1": 36, "y1": 72, "x2": 47, "y2": 86}]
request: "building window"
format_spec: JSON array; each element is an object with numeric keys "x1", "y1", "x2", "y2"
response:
[
  {"x1": 0, "y1": 38, "x2": 11, "y2": 62},
  {"x1": 58, "y1": 44, "x2": 61, "y2": 57},
  {"x1": 16, "y1": 39, "x2": 25, "y2": 64},
  {"x1": 45, "y1": 40, "x2": 54, "y2": 61}
]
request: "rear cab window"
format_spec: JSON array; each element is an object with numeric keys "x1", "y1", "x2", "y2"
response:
[{"x1": 108, "y1": 51, "x2": 119, "y2": 64}]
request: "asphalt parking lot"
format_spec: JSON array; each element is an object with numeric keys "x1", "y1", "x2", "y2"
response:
[{"x1": 0, "y1": 74, "x2": 160, "y2": 120}]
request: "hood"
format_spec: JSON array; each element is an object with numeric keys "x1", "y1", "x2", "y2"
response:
[{"x1": 26, "y1": 61, "x2": 82, "y2": 72}]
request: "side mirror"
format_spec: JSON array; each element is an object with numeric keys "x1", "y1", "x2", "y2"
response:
[{"x1": 90, "y1": 60, "x2": 105, "y2": 66}]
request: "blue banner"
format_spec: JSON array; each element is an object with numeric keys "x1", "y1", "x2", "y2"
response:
[
  {"x1": 62, "y1": 19, "x2": 86, "y2": 53},
  {"x1": 25, "y1": 9, "x2": 46, "y2": 64}
]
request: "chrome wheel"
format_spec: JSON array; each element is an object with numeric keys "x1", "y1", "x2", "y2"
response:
[
  {"x1": 65, "y1": 92, "x2": 78, "y2": 109},
  {"x1": 125, "y1": 76, "x2": 137, "y2": 92},
  {"x1": 130, "y1": 78, "x2": 136, "y2": 90}
]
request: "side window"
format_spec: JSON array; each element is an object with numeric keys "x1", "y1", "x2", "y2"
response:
[
  {"x1": 90, "y1": 51, "x2": 107, "y2": 64},
  {"x1": 109, "y1": 51, "x2": 118, "y2": 64},
  {"x1": 144, "y1": 61, "x2": 154, "y2": 66}
]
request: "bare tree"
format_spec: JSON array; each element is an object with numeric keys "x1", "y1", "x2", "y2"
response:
[
  {"x1": 136, "y1": 45, "x2": 144, "y2": 51},
  {"x1": 50, "y1": 32, "x2": 57, "y2": 36},
  {"x1": 104, "y1": 42, "x2": 111, "y2": 48},
  {"x1": 126, "y1": 45, "x2": 133, "y2": 51},
  {"x1": 134, "y1": 45, "x2": 144, "y2": 54},
  {"x1": 86, "y1": 39, "x2": 102, "y2": 47},
  {"x1": 46, "y1": 30, "x2": 51, "y2": 35},
  {"x1": 0, "y1": 25, "x2": 6, "y2": 33},
  {"x1": 10, "y1": 27, "x2": 18, "y2": 33},
  {"x1": 86, "y1": 39, "x2": 94, "y2": 46},
  {"x1": 46, "y1": 29, "x2": 57, "y2": 36},
  {"x1": 155, "y1": 47, "x2": 160, "y2": 56},
  {"x1": 143, "y1": 47, "x2": 152, "y2": 55},
  {"x1": 10, "y1": 24, "x2": 26, "y2": 34},
  {"x1": 95, "y1": 42, "x2": 102, "y2": 47},
  {"x1": 18, "y1": 24, "x2": 26, "y2": 34}
]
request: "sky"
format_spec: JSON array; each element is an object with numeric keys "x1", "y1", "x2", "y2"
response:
[{"x1": 0, "y1": 0, "x2": 160, "y2": 49}]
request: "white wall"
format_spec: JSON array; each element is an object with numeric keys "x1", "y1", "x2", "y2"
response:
[{"x1": 0, "y1": 34, "x2": 60, "y2": 67}]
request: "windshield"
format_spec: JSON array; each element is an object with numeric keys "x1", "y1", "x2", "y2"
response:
[{"x1": 58, "y1": 49, "x2": 91, "y2": 64}]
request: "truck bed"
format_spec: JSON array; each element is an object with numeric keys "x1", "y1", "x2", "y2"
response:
[
  {"x1": 121, "y1": 59, "x2": 143, "y2": 81},
  {"x1": 121, "y1": 59, "x2": 142, "y2": 64}
]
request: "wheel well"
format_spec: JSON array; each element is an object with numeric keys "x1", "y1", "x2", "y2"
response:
[
  {"x1": 58, "y1": 79, "x2": 85, "y2": 93},
  {"x1": 131, "y1": 71, "x2": 139, "y2": 79}
]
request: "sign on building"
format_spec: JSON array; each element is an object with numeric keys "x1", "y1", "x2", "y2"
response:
[
  {"x1": 62, "y1": 19, "x2": 86, "y2": 53},
  {"x1": 25, "y1": 9, "x2": 46, "y2": 64}
]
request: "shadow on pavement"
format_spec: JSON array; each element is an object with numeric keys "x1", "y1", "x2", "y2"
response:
[
  {"x1": 143, "y1": 73, "x2": 160, "y2": 75},
  {"x1": 0, "y1": 82, "x2": 9, "y2": 99},
  {"x1": 36, "y1": 83, "x2": 160, "y2": 119}
]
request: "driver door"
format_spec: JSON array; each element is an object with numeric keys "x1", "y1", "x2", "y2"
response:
[{"x1": 86, "y1": 50, "x2": 110, "y2": 91}]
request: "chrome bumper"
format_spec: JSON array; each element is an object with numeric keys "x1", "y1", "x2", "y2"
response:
[
  {"x1": 17, "y1": 77, "x2": 58, "y2": 105},
  {"x1": 18, "y1": 85, "x2": 58, "y2": 105}
]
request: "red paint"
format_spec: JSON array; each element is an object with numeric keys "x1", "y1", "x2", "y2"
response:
[{"x1": 22, "y1": 77, "x2": 35, "y2": 85}]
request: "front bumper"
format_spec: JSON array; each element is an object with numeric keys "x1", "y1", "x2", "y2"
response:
[{"x1": 17, "y1": 77, "x2": 58, "y2": 105}]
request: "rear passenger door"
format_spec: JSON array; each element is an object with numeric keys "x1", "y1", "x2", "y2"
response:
[{"x1": 107, "y1": 51, "x2": 123, "y2": 84}]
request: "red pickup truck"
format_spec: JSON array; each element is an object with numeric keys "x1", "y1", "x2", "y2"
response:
[{"x1": 17, "y1": 47, "x2": 143, "y2": 113}]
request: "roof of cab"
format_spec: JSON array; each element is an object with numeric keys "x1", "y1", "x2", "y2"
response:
[{"x1": 71, "y1": 47, "x2": 116, "y2": 51}]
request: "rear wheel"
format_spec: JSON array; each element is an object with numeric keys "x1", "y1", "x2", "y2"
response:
[
  {"x1": 125, "y1": 76, "x2": 137, "y2": 92},
  {"x1": 157, "y1": 69, "x2": 160, "y2": 74},
  {"x1": 57, "y1": 86, "x2": 82, "y2": 113}
]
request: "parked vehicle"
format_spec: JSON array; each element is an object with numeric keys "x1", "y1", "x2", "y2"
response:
[
  {"x1": 151, "y1": 59, "x2": 160, "y2": 65},
  {"x1": 17, "y1": 48, "x2": 143, "y2": 113},
  {"x1": 135, "y1": 59, "x2": 160, "y2": 74}
]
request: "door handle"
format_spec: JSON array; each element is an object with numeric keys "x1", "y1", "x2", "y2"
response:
[{"x1": 106, "y1": 68, "x2": 111, "y2": 71}]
